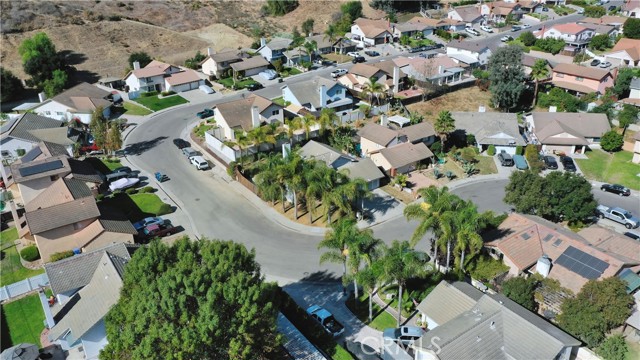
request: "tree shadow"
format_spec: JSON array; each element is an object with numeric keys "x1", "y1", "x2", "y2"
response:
[
  {"x1": 123, "y1": 136, "x2": 168, "y2": 156},
  {"x1": 59, "y1": 50, "x2": 88, "y2": 66},
  {"x1": 299, "y1": 270, "x2": 341, "y2": 283},
  {"x1": 0, "y1": 306, "x2": 11, "y2": 351},
  {"x1": 97, "y1": 193, "x2": 154, "y2": 223}
]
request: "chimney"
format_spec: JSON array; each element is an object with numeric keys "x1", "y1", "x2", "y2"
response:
[
  {"x1": 260, "y1": 37, "x2": 267, "y2": 47},
  {"x1": 251, "y1": 105, "x2": 261, "y2": 129},
  {"x1": 438, "y1": 65, "x2": 444, "y2": 74},
  {"x1": 549, "y1": 106, "x2": 557, "y2": 113},
  {"x1": 319, "y1": 84, "x2": 327, "y2": 108},
  {"x1": 393, "y1": 66, "x2": 400, "y2": 94},
  {"x1": 38, "y1": 92, "x2": 47, "y2": 103},
  {"x1": 207, "y1": 47, "x2": 213, "y2": 56},
  {"x1": 133, "y1": 61, "x2": 141, "y2": 70},
  {"x1": 380, "y1": 114, "x2": 388, "y2": 126},
  {"x1": 479, "y1": 105, "x2": 486, "y2": 112}
]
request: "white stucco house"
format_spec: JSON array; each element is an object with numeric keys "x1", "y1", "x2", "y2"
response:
[
  {"x1": 541, "y1": 23, "x2": 595, "y2": 48},
  {"x1": 281, "y1": 76, "x2": 352, "y2": 113},
  {"x1": 604, "y1": 38, "x2": 640, "y2": 68},
  {"x1": 31, "y1": 82, "x2": 112, "y2": 125},
  {"x1": 124, "y1": 60, "x2": 182, "y2": 93},
  {"x1": 350, "y1": 18, "x2": 394, "y2": 47},
  {"x1": 211, "y1": 94, "x2": 283, "y2": 141},
  {"x1": 446, "y1": 40, "x2": 492, "y2": 66}
]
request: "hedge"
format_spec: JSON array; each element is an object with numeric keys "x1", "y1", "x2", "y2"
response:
[
  {"x1": 157, "y1": 203, "x2": 173, "y2": 215},
  {"x1": 125, "y1": 188, "x2": 138, "y2": 195},
  {"x1": 515, "y1": 145, "x2": 523, "y2": 156},
  {"x1": 141, "y1": 91, "x2": 159, "y2": 98},
  {"x1": 141, "y1": 186, "x2": 155, "y2": 193},
  {"x1": 50, "y1": 250, "x2": 75, "y2": 262},
  {"x1": 20, "y1": 246, "x2": 40, "y2": 262},
  {"x1": 487, "y1": 144, "x2": 496, "y2": 156}
]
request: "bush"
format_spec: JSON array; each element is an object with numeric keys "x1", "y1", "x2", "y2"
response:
[
  {"x1": 157, "y1": 203, "x2": 173, "y2": 215},
  {"x1": 161, "y1": 90, "x2": 176, "y2": 96},
  {"x1": 515, "y1": 145, "x2": 523, "y2": 155},
  {"x1": 96, "y1": 194, "x2": 105, "y2": 201},
  {"x1": 141, "y1": 91, "x2": 159, "y2": 98},
  {"x1": 600, "y1": 130, "x2": 624, "y2": 152},
  {"x1": 430, "y1": 141, "x2": 443, "y2": 155},
  {"x1": 466, "y1": 134, "x2": 477, "y2": 147},
  {"x1": 125, "y1": 188, "x2": 138, "y2": 195},
  {"x1": 20, "y1": 246, "x2": 40, "y2": 261},
  {"x1": 141, "y1": 186, "x2": 155, "y2": 193},
  {"x1": 108, "y1": 15, "x2": 121, "y2": 21},
  {"x1": 487, "y1": 144, "x2": 496, "y2": 156},
  {"x1": 16, "y1": 148, "x2": 26, "y2": 156},
  {"x1": 525, "y1": 144, "x2": 544, "y2": 173},
  {"x1": 50, "y1": 250, "x2": 75, "y2": 262},
  {"x1": 435, "y1": 29, "x2": 452, "y2": 41},
  {"x1": 535, "y1": 38, "x2": 566, "y2": 55}
]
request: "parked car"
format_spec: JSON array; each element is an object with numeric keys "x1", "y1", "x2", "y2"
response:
[
  {"x1": 522, "y1": 24, "x2": 531, "y2": 29},
  {"x1": 590, "y1": 59, "x2": 601, "y2": 67},
  {"x1": 543, "y1": 155, "x2": 558, "y2": 170},
  {"x1": 624, "y1": 231, "x2": 640, "y2": 240},
  {"x1": 511, "y1": 25, "x2": 522, "y2": 32},
  {"x1": 560, "y1": 156, "x2": 577, "y2": 172},
  {"x1": 409, "y1": 47, "x2": 423, "y2": 53},
  {"x1": 199, "y1": 84, "x2": 214, "y2": 94},
  {"x1": 599, "y1": 61, "x2": 612, "y2": 68},
  {"x1": 364, "y1": 50, "x2": 380, "y2": 56},
  {"x1": 352, "y1": 56, "x2": 365, "y2": 63},
  {"x1": 110, "y1": 166, "x2": 132, "y2": 175},
  {"x1": 197, "y1": 108, "x2": 214, "y2": 119},
  {"x1": 542, "y1": 7, "x2": 549, "y2": 11},
  {"x1": 347, "y1": 51, "x2": 360, "y2": 57},
  {"x1": 465, "y1": 27, "x2": 480, "y2": 36},
  {"x1": 608, "y1": 5, "x2": 618, "y2": 11},
  {"x1": 331, "y1": 69, "x2": 348, "y2": 78},
  {"x1": 601, "y1": 183, "x2": 631, "y2": 196},
  {"x1": 480, "y1": 25, "x2": 493, "y2": 33},
  {"x1": 513, "y1": 155, "x2": 528, "y2": 170},
  {"x1": 246, "y1": 83, "x2": 263, "y2": 91},
  {"x1": 259, "y1": 69, "x2": 277, "y2": 80},
  {"x1": 106, "y1": 170, "x2": 137, "y2": 183},
  {"x1": 189, "y1": 155, "x2": 210, "y2": 170},
  {"x1": 142, "y1": 221, "x2": 175, "y2": 239},
  {"x1": 501, "y1": 35, "x2": 513, "y2": 42},
  {"x1": 182, "y1": 147, "x2": 199, "y2": 158},
  {"x1": 133, "y1": 216, "x2": 165, "y2": 231},
  {"x1": 108, "y1": 177, "x2": 139, "y2": 192},
  {"x1": 596, "y1": 205, "x2": 640, "y2": 229},
  {"x1": 173, "y1": 138, "x2": 190, "y2": 149},
  {"x1": 497, "y1": 151, "x2": 514, "y2": 167},
  {"x1": 306, "y1": 305, "x2": 344, "y2": 337},
  {"x1": 383, "y1": 326, "x2": 425, "y2": 346}
]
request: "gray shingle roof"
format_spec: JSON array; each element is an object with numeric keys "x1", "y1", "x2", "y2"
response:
[
  {"x1": 266, "y1": 37, "x2": 293, "y2": 51},
  {"x1": 99, "y1": 219, "x2": 137, "y2": 235},
  {"x1": 299, "y1": 141, "x2": 384, "y2": 182},
  {"x1": 397, "y1": 122, "x2": 436, "y2": 143},
  {"x1": 63, "y1": 178, "x2": 94, "y2": 199},
  {"x1": 446, "y1": 40, "x2": 490, "y2": 53},
  {"x1": 340, "y1": 157, "x2": 385, "y2": 182},
  {"x1": 26, "y1": 197, "x2": 100, "y2": 234},
  {"x1": 358, "y1": 122, "x2": 398, "y2": 146},
  {"x1": 44, "y1": 242, "x2": 131, "y2": 295},
  {"x1": 28, "y1": 127, "x2": 75, "y2": 145},
  {"x1": 42, "y1": 141, "x2": 70, "y2": 157},
  {"x1": 451, "y1": 112, "x2": 525, "y2": 146},
  {"x1": 379, "y1": 142, "x2": 433, "y2": 168},
  {"x1": 49, "y1": 82, "x2": 112, "y2": 112},
  {"x1": 4, "y1": 113, "x2": 64, "y2": 143},
  {"x1": 416, "y1": 281, "x2": 481, "y2": 326},
  {"x1": 284, "y1": 76, "x2": 340, "y2": 109},
  {"x1": 68, "y1": 159, "x2": 103, "y2": 183},
  {"x1": 531, "y1": 112, "x2": 610, "y2": 144}
]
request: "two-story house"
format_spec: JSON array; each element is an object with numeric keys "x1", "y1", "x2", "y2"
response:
[
  {"x1": 257, "y1": 37, "x2": 293, "y2": 63},
  {"x1": 31, "y1": 82, "x2": 113, "y2": 125},
  {"x1": 350, "y1": 18, "x2": 394, "y2": 46},
  {"x1": 337, "y1": 62, "x2": 405, "y2": 95},
  {"x1": 124, "y1": 60, "x2": 182, "y2": 93},
  {"x1": 526, "y1": 112, "x2": 611, "y2": 154},
  {"x1": 541, "y1": 23, "x2": 595, "y2": 49},
  {"x1": 210, "y1": 94, "x2": 283, "y2": 141},
  {"x1": 481, "y1": 1, "x2": 523, "y2": 22},
  {"x1": 406, "y1": 16, "x2": 466, "y2": 32},
  {"x1": 623, "y1": 1, "x2": 640, "y2": 18},
  {"x1": 394, "y1": 55, "x2": 466, "y2": 86},
  {"x1": 446, "y1": 40, "x2": 492, "y2": 66},
  {"x1": 604, "y1": 38, "x2": 640, "y2": 68},
  {"x1": 621, "y1": 77, "x2": 640, "y2": 107},
  {"x1": 282, "y1": 76, "x2": 353, "y2": 113},
  {"x1": 200, "y1": 48, "x2": 245, "y2": 78},
  {"x1": 551, "y1": 63, "x2": 614, "y2": 96},
  {"x1": 448, "y1": 4, "x2": 484, "y2": 26},
  {"x1": 1, "y1": 113, "x2": 64, "y2": 161}
]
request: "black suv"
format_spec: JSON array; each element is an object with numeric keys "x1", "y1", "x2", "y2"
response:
[
  {"x1": 497, "y1": 151, "x2": 514, "y2": 167},
  {"x1": 560, "y1": 156, "x2": 577, "y2": 172},
  {"x1": 601, "y1": 183, "x2": 631, "y2": 196},
  {"x1": 542, "y1": 155, "x2": 558, "y2": 170},
  {"x1": 352, "y1": 56, "x2": 365, "y2": 63},
  {"x1": 364, "y1": 50, "x2": 380, "y2": 56},
  {"x1": 246, "y1": 83, "x2": 263, "y2": 91},
  {"x1": 173, "y1": 138, "x2": 190, "y2": 149}
]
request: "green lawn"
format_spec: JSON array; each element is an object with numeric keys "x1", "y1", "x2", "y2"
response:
[
  {"x1": 1, "y1": 293, "x2": 48, "y2": 348},
  {"x1": 575, "y1": 149, "x2": 640, "y2": 190},
  {"x1": 346, "y1": 293, "x2": 398, "y2": 331},
  {"x1": 281, "y1": 67, "x2": 302, "y2": 77},
  {"x1": 134, "y1": 94, "x2": 188, "y2": 111},
  {"x1": 0, "y1": 228, "x2": 44, "y2": 287},
  {"x1": 193, "y1": 123, "x2": 214, "y2": 138},
  {"x1": 476, "y1": 155, "x2": 498, "y2": 175},
  {"x1": 130, "y1": 193, "x2": 172, "y2": 216},
  {"x1": 123, "y1": 101, "x2": 152, "y2": 116},
  {"x1": 333, "y1": 344, "x2": 355, "y2": 360},
  {"x1": 217, "y1": 77, "x2": 258, "y2": 89},
  {"x1": 99, "y1": 193, "x2": 171, "y2": 223},
  {"x1": 100, "y1": 158, "x2": 123, "y2": 172},
  {"x1": 272, "y1": 97, "x2": 286, "y2": 107}
]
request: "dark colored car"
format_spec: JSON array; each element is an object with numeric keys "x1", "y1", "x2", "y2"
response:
[
  {"x1": 246, "y1": 83, "x2": 263, "y2": 91},
  {"x1": 111, "y1": 166, "x2": 132, "y2": 174},
  {"x1": 624, "y1": 231, "x2": 640, "y2": 240},
  {"x1": 408, "y1": 47, "x2": 422, "y2": 53},
  {"x1": 543, "y1": 155, "x2": 558, "y2": 170},
  {"x1": 590, "y1": 59, "x2": 601, "y2": 66},
  {"x1": 600, "y1": 183, "x2": 631, "y2": 196},
  {"x1": 364, "y1": 50, "x2": 380, "y2": 56},
  {"x1": 560, "y1": 156, "x2": 577, "y2": 172},
  {"x1": 196, "y1": 108, "x2": 214, "y2": 119},
  {"x1": 608, "y1": 5, "x2": 618, "y2": 11},
  {"x1": 173, "y1": 138, "x2": 190, "y2": 149},
  {"x1": 352, "y1": 56, "x2": 365, "y2": 63},
  {"x1": 141, "y1": 221, "x2": 175, "y2": 239}
]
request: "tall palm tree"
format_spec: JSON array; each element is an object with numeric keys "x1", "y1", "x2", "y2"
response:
[
  {"x1": 355, "y1": 261, "x2": 382, "y2": 322},
  {"x1": 530, "y1": 59, "x2": 550, "y2": 108},
  {"x1": 347, "y1": 228, "x2": 382, "y2": 301},
  {"x1": 324, "y1": 24, "x2": 338, "y2": 54},
  {"x1": 361, "y1": 78, "x2": 385, "y2": 106},
  {"x1": 302, "y1": 113, "x2": 317, "y2": 140},
  {"x1": 283, "y1": 153, "x2": 306, "y2": 219},
  {"x1": 434, "y1": 110, "x2": 455, "y2": 152},
  {"x1": 226, "y1": 130, "x2": 251, "y2": 167},
  {"x1": 304, "y1": 40, "x2": 317, "y2": 62},
  {"x1": 380, "y1": 240, "x2": 427, "y2": 327},
  {"x1": 317, "y1": 108, "x2": 338, "y2": 139},
  {"x1": 286, "y1": 117, "x2": 303, "y2": 144},
  {"x1": 318, "y1": 217, "x2": 360, "y2": 288},
  {"x1": 453, "y1": 202, "x2": 485, "y2": 272},
  {"x1": 304, "y1": 162, "x2": 333, "y2": 223}
]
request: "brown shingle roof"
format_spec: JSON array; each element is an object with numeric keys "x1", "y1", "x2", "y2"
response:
[
  {"x1": 397, "y1": 122, "x2": 436, "y2": 142},
  {"x1": 531, "y1": 112, "x2": 610, "y2": 144},
  {"x1": 379, "y1": 142, "x2": 433, "y2": 168},
  {"x1": 610, "y1": 38, "x2": 640, "y2": 61},
  {"x1": 349, "y1": 63, "x2": 383, "y2": 79},
  {"x1": 354, "y1": 18, "x2": 392, "y2": 38},
  {"x1": 26, "y1": 197, "x2": 100, "y2": 235},
  {"x1": 130, "y1": 60, "x2": 173, "y2": 78},
  {"x1": 358, "y1": 122, "x2": 397, "y2": 146},
  {"x1": 578, "y1": 226, "x2": 640, "y2": 264},
  {"x1": 552, "y1": 63, "x2": 610, "y2": 80},
  {"x1": 214, "y1": 94, "x2": 278, "y2": 132},
  {"x1": 230, "y1": 56, "x2": 270, "y2": 72},
  {"x1": 165, "y1": 69, "x2": 201, "y2": 85},
  {"x1": 25, "y1": 178, "x2": 92, "y2": 212},
  {"x1": 50, "y1": 82, "x2": 111, "y2": 112}
]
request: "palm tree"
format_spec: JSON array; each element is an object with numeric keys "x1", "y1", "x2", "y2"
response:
[
  {"x1": 304, "y1": 40, "x2": 317, "y2": 62},
  {"x1": 347, "y1": 228, "x2": 382, "y2": 302},
  {"x1": 530, "y1": 59, "x2": 550, "y2": 107},
  {"x1": 380, "y1": 240, "x2": 427, "y2": 326},
  {"x1": 248, "y1": 126, "x2": 276, "y2": 152},
  {"x1": 324, "y1": 24, "x2": 338, "y2": 54},
  {"x1": 283, "y1": 153, "x2": 306, "y2": 219},
  {"x1": 317, "y1": 108, "x2": 338, "y2": 139},
  {"x1": 302, "y1": 113, "x2": 317, "y2": 139},
  {"x1": 355, "y1": 261, "x2": 382, "y2": 322},
  {"x1": 452, "y1": 201, "x2": 485, "y2": 272},
  {"x1": 226, "y1": 130, "x2": 251, "y2": 167},
  {"x1": 318, "y1": 217, "x2": 360, "y2": 288},
  {"x1": 304, "y1": 162, "x2": 333, "y2": 223},
  {"x1": 434, "y1": 110, "x2": 455, "y2": 152},
  {"x1": 361, "y1": 78, "x2": 385, "y2": 106},
  {"x1": 286, "y1": 117, "x2": 303, "y2": 144}
]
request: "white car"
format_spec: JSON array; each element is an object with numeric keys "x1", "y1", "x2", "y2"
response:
[
  {"x1": 465, "y1": 27, "x2": 480, "y2": 36},
  {"x1": 331, "y1": 69, "x2": 348, "y2": 78},
  {"x1": 109, "y1": 178, "x2": 140, "y2": 192},
  {"x1": 501, "y1": 35, "x2": 513, "y2": 42},
  {"x1": 259, "y1": 69, "x2": 277, "y2": 80},
  {"x1": 480, "y1": 25, "x2": 493, "y2": 33},
  {"x1": 599, "y1": 61, "x2": 612, "y2": 68},
  {"x1": 190, "y1": 156, "x2": 210, "y2": 170},
  {"x1": 199, "y1": 84, "x2": 214, "y2": 94},
  {"x1": 347, "y1": 51, "x2": 360, "y2": 57},
  {"x1": 522, "y1": 24, "x2": 531, "y2": 29}
]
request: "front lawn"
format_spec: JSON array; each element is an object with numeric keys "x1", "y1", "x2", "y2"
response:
[
  {"x1": 100, "y1": 158, "x2": 123, "y2": 172},
  {"x1": 575, "y1": 149, "x2": 640, "y2": 190},
  {"x1": 475, "y1": 155, "x2": 498, "y2": 175},
  {"x1": 193, "y1": 122, "x2": 214, "y2": 138},
  {"x1": 130, "y1": 193, "x2": 173, "y2": 217},
  {"x1": 0, "y1": 228, "x2": 44, "y2": 287},
  {"x1": 280, "y1": 67, "x2": 302, "y2": 78},
  {"x1": 346, "y1": 293, "x2": 398, "y2": 331},
  {"x1": 1, "y1": 292, "x2": 50, "y2": 348},
  {"x1": 134, "y1": 94, "x2": 188, "y2": 111},
  {"x1": 98, "y1": 193, "x2": 172, "y2": 223},
  {"x1": 123, "y1": 101, "x2": 152, "y2": 116},
  {"x1": 322, "y1": 53, "x2": 352, "y2": 64},
  {"x1": 217, "y1": 77, "x2": 259, "y2": 89}
]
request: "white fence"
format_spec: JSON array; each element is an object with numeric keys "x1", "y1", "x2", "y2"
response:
[{"x1": 0, "y1": 273, "x2": 49, "y2": 301}]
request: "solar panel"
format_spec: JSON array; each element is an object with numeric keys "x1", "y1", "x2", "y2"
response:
[
  {"x1": 543, "y1": 234, "x2": 553, "y2": 242},
  {"x1": 19, "y1": 160, "x2": 64, "y2": 177},
  {"x1": 521, "y1": 233, "x2": 531, "y2": 240},
  {"x1": 552, "y1": 239, "x2": 563, "y2": 247},
  {"x1": 555, "y1": 246, "x2": 610, "y2": 280},
  {"x1": 21, "y1": 147, "x2": 42, "y2": 163}
]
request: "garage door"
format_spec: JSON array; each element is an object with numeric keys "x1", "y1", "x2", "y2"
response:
[
  {"x1": 495, "y1": 146, "x2": 516, "y2": 155},
  {"x1": 544, "y1": 145, "x2": 573, "y2": 154}
]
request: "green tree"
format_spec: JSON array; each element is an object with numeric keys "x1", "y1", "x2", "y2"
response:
[
  {"x1": 18, "y1": 32, "x2": 66, "y2": 88},
  {"x1": 355, "y1": 262, "x2": 381, "y2": 322},
  {"x1": 329, "y1": 126, "x2": 357, "y2": 153},
  {"x1": 324, "y1": 24, "x2": 338, "y2": 52},
  {"x1": 361, "y1": 78, "x2": 385, "y2": 106},
  {"x1": 434, "y1": 110, "x2": 455, "y2": 151},
  {"x1": 558, "y1": 277, "x2": 633, "y2": 347},
  {"x1": 128, "y1": 51, "x2": 152, "y2": 68},
  {"x1": 380, "y1": 240, "x2": 428, "y2": 326},
  {"x1": 341, "y1": 1, "x2": 363, "y2": 20},
  {"x1": 254, "y1": 154, "x2": 285, "y2": 206},
  {"x1": 292, "y1": 26, "x2": 303, "y2": 46},
  {"x1": 488, "y1": 46, "x2": 526, "y2": 110},
  {"x1": 534, "y1": 38, "x2": 566, "y2": 55},
  {"x1": 101, "y1": 238, "x2": 282, "y2": 360},
  {"x1": 346, "y1": 225, "x2": 382, "y2": 302},
  {"x1": 303, "y1": 40, "x2": 317, "y2": 62},
  {"x1": 524, "y1": 144, "x2": 544, "y2": 173},
  {"x1": 617, "y1": 104, "x2": 639, "y2": 135},
  {"x1": 597, "y1": 335, "x2": 628, "y2": 360},
  {"x1": 265, "y1": 0, "x2": 299, "y2": 16},
  {"x1": 1, "y1": 67, "x2": 24, "y2": 102},
  {"x1": 537, "y1": 87, "x2": 582, "y2": 112},
  {"x1": 318, "y1": 217, "x2": 360, "y2": 291},
  {"x1": 623, "y1": 18, "x2": 640, "y2": 39},
  {"x1": 600, "y1": 130, "x2": 624, "y2": 152},
  {"x1": 501, "y1": 277, "x2": 537, "y2": 311},
  {"x1": 452, "y1": 202, "x2": 485, "y2": 272},
  {"x1": 184, "y1": 50, "x2": 206, "y2": 69},
  {"x1": 530, "y1": 59, "x2": 550, "y2": 107},
  {"x1": 42, "y1": 69, "x2": 68, "y2": 98},
  {"x1": 612, "y1": 67, "x2": 640, "y2": 98},
  {"x1": 89, "y1": 106, "x2": 108, "y2": 150},
  {"x1": 518, "y1": 31, "x2": 537, "y2": 46},
  {"x1": 301, "y1": 18, "x2": 315, "y2": 36},
  {"x1": 105, "y1": 123, "x2": 123, "y2": 154},
  {"x1": 317, "y1": 108, "x2": 338, "y2": 138},
  {"x1": 589, "y1": 34, "x2": 611, "y2": 51},
  {"x1": 584, "y1": 5, "x2": 606, "y2": 18}
]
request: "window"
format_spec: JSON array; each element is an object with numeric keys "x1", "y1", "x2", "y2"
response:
[
  {"x1": 575, "y1": 76, "x2": 583, "y2": 82},
  {"x1": 45, "y1": 111, "x2": 51, "y2": 115},
  {"x1": 336, "y1": 89, "x2": 342, "y2": 94},
  {"x1": 56, "y1": 111, "x2": 64, "y2": 116},
  {"x1": 271, "y1": 110, "x2": 279, "y2": 116},
  {"x1": 556, "y1": 73, "x2": 564, "y2": 78}
]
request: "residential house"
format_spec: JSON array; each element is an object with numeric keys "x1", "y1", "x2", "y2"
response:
[
  {"x1": 485, "y1": 213, "x2": 640, "y2": 295},
  {"x1": 578, "y1": 22, "x2": 619, "y2": 39},
  {"x1": 521, "y1": 55, "x2": 552, "y2": 79},
  {"x1": 44, "y1": 242, "x2": 137, "y2": 359},
  {"x1": 350, "y1": 18, "x2": 393, "y2": 46},
  {"x1": 451, "y1": 112, "x2": 525, "y2": 154},
  {"x1": 482, "y1": 1, "x2": 523, "y2": 22},
  {"x1": 578, "y1": 226, "x2": 640, "y2": 265},
  {"x1": 257, "y1": 37, "x2": 293, "y2": 63},
  {"x1": 540, "y1": 0, "x2": 566, "y2": 5},
  {"x1": 414, "y1": 280, "x2": 581, "y2": 360},
  {"x1": 299, "y1": 140, "x2": 385, "y2": 190},
  {"x1": 333, "y1": 38, "x2": 358, "y2": 55},
  {"x1": 623, "y1": 1, "x2": 640, "y2": 18},
  {"x1": 337, "y1": 62, "x2": 405, "y2": 95},
  {"x1": 518, "y1": 0, "x2": 542, "y2": 14},
  {"x1": 446, "y1": 40, "x2": 492, "y2": 66},
  {"x1": 164, "y1": 69, "x2": 205, "y2": 93},
  {"x1": 580, "y1": 16, "x2": 626, "y2": 30},
  {"x1": 0, "y1": 113, "x2": 64, "y2": 162},
  {"x1": 634, "y1": 131, "x2": 640, "y2": 163},
  {"x1": 374, "y1": 142, "x2": 433, "y2": 176},
  {"x1": 305, "y1": 34, "x2": 334, "y2": 54},
  {"x1": 358, "y1": 122, "x2": 401, "y2": 157},
  {"x1": 604, "y1": 38, "x2": 640, "y2": 68},
  {"x1": 31, "y1": 82, "x2": 113, "y2": 125},
  {"x1": 620, "y1": 77, "x2": 640, "y2": 107},
  {"x1": 283, "y1": 47, "x2": 311, "y2": 67},
  {"x1": 210, "y1": 94, "x2": 283, "y2": 140},
  {"x1": 396, "y1": 121, "x2": 437, "y2": 146},
  {"x1": 448, "y1": 4, "x2": 484, "y2": 25},
  {"x1": 550, "y1": 63, "x2": 614, "y2": 95},
  {"x1": 392, "y1": 21, "x2": 434, "y2": 39},
  {"x1": 124, "y1": 60, "x2": 182, "y2": 93},
  {"x1": 407, "y1": 16, "x2": 466, "y2": 32},
  {"x1": 229, "y1": 56, "x2": 271, "y2": 77},
  {"x1": 282, "y1": 76, "x2": 353, "y2": 113},
  {"x1": 394, "y1": 55, "x2": 467, "y2": 85},
  {"x1": 200, "y1": 49, "x2": 244, "y2": 78},
  {"x1": 541, "y1": 23, "x2": 595, "y2": 49},
  {"x1": 526, "y1": 112, "x2": 610, "y2": 154}
]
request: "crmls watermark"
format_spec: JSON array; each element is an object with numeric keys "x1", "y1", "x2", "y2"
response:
[{"x1": 356, "y1": 335, "x2": 442, "y2": 356}]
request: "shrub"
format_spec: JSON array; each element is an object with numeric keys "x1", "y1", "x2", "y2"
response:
[
  {"x1": 50, "y1": 250, "x2": 75, "y2": 262},
  {"x1": 112, "y1": 189, "x2": 122, "y2": 195},
  {"x1": 141, "y1": 186, "x2": 155, "y2": 193},
  {"x1": 466, "y1": 134, "x2": 477, "y2": 146},
  {"x1": 157, "y1": 203, "x2": 173, "y2": 215},
  {"x1": 96, "y1": 194, "x2": 105, "y2": 201},
  {"x1": 141, "y1": 91, "x2": 159, "y2": 98},
  {"x1": 435, "y1": 29, "x2": 452, "y2": 41},
  {"x1": 161, "y1": 90, "x2": 176, "y2": 96},
  {"x1": 525, "y1": 144, "x2": 544, "y2": 173},
  {"x1": 600, "y1": 130, "x2": 624, "y2": 152},
  {"x1": 20, "y1": 246, "x2": 40, "y2": 262},
  {"x1": 515, "y1": 145, "x2": 523, "y2": 155},
  {"x1": 125, "y1": 188, "x2": 138, "y2": 195},
  {"x1": 487, "y1": 144, "x2": 496, "y2": 156},
  {"x1": 16, "y1": 148, "x2": 26, "y2": 156},
  {"x1": 430, "y1": 141, "x2": 443, "y2": 155},
  {"x1": 108, "y1": 15, "x2": 121, "y2": 21}
]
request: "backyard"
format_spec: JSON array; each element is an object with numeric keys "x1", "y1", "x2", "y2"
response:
[
  {"x1": 1, "y1": 291, "x2": 51, "y2": 349},
  {"x1": 0, "y1": 227, "x2": 44, "y2": 287},
  {"x1": 575, "y1": 149, "x2": 640, "y2": 190},
  {"x1": 134, "y1": 94, "x2": 189, "y2": 111},
  {"x1": 122, "y1": 101, "x2": 152, "y2": 116},
  {"x1": 406, "y1": 86, "x2": 495, "y2": 120}
]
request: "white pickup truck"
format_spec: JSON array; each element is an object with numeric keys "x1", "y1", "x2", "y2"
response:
[{"x1": 596, "y1": 205, "x2": 640, "y2": 229}]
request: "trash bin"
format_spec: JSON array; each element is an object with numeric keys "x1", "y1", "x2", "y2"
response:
[{"x1": 278, "y1": 78, "x2": 284, "y2": 83}]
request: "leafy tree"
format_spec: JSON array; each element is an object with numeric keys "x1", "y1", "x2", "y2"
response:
[
  {"x1": 1, "y1": 67, "x2": 24, "y2": 102},
  {"x1": 317, "y1": 108, "x2": 338, "y2": 138},
  {"x1": 534, "y1": 38, "x2": 566, "y2": 55},
  {"x1": 537, "y1": 87, "x2": 583, "y2": 112},
  {"x1": 105, "y1": 123, "x2": 123, "y2": 154},
  {"x1": 42, "y1": 69, "x2": 68, "y2": 98},
  {"x1": 488, "y1": 46, "x2": 526, "y2": 110},
  {"x1": 617, "y1": 104, "x2": 639, "y2": 135},
  {"x1": 597, "y1": 335, "x2": 628, "y2": 360},
  {"x1": 18, "y1": 32, "x2": 66, "y2": 88},
  {"x1": 341, "y1": 1, "x2": 363, "y2": 20},
  {"x1": 272, "y1": 58, "x2": 284, "y2": 73},
  {"x1": 524, "y1": 144, "x2": 544, "y2": 173},
  {"x1": 558, "y1": 277, "x2": 633, "y2": 347},
  {"x1": 329, "y1": 126, "x2": 357, "y2": 153},
  {"x1": 612, "y1": 67, "x2": 640, "y2": 98},
  {"x1": 127, "y1": 51, "x2": 152, "y2": 68},
  {"x1": 265, "y1": 0, "x2": 299, "y2": 16},
  {"x1": 530, "y1": 59, "x2": 550, "y2": 107},
  {"x1": 292, "y1": 26, "x2": 303, "y2": 46},
  {"x1": 584, "y1": 5, "x2": 606, "y2": 18},
  {"x1": 518, "y1": 31, "x2": 537, "y2": 47},
  {"x1": 434, "y1": 110, "x2": 455, "y2": 151},
  {"x1": 101, "y1": 238, "x2": 282, "y2": 359},
  {"x1": 600, "y1": 130, "x2": 624, "y2": 152},
  {"x1": 89, "y1": 106, "x2": 108, "y2": 150},
  {"x1": 501, "y1": 277, "x2": 537, "y2": 311},
  {"x1": 589, "y1": 34, "x2": 611, "y2": 51},
  {"x1": 301, "y1": 18, "x2": 315, "y2": 36},
  {"x1": 184, "y1": 50, "x2": 206, "y2": 69},
  {"x1": 623, "y1": 18, "x2": 640, "y2": 39}
]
